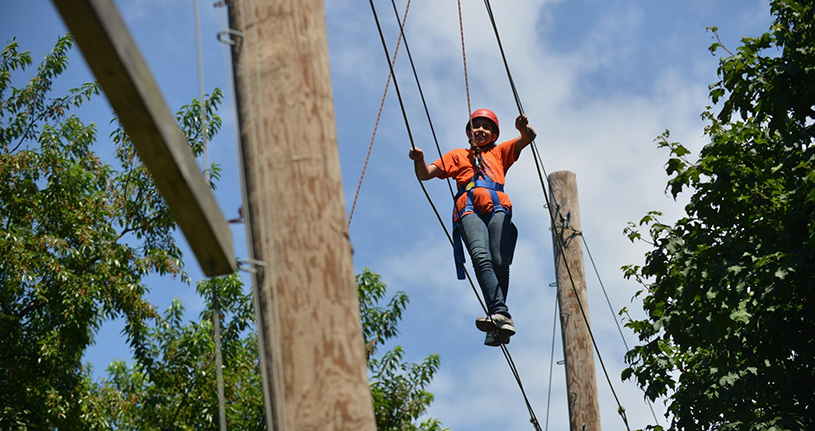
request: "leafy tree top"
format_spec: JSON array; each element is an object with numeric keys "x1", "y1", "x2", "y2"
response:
[
  {"x1": 622, "y1": 1, "x2": 815, "y2": 430},
  {"x1": 0, "y1": 34, "x2": 221, "y2": 429}
]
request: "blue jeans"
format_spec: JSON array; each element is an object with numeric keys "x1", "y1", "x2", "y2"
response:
[{"x1": 459, "y1": 211, "x2": 518, "y2": 317}]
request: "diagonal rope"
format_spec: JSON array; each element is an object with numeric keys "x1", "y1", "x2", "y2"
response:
[
  {"x1": 347, "y1": 0, "x2": 413, "y2": 229},
  {"x1": 368, "y1": 0, "x2": 489, "y2": 326},
  {"x1": 481, "y1": 1, "x2": 630, "y2": 429},
  {"x1": 368, "y1": 1, "x2": 542, "y2": 429}
]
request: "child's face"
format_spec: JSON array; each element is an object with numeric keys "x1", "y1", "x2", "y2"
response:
[{"x1": 469, "y1": 118, "x2": 496, "y2": 146}]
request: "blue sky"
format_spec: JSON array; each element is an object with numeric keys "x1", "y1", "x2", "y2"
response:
[{"x1": 2, "y1": 0, "x2": 773, "y2": 429}]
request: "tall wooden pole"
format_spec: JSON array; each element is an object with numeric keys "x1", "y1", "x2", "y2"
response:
[
  {"x1": 226, "y1": 1, "x2": 376, "y2": 430},
  {"x1": 549, "y1": 171, "x2": 601, "y2": 431}
]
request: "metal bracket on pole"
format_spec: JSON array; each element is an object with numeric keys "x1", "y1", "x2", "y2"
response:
[
  {"x1": 217, "y1": 29, "x2": 244, "y2": 46},
  {"x1": 557, "y1": 211, "x2": 571, "y2": 230},
  {"x1": 237, "y1": 257, "x2": 266, "y2": 274}
]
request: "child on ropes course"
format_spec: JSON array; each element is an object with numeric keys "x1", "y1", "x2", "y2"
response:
[{"x1": 408, "y1": 109, "x2": 536, "y2": 346}]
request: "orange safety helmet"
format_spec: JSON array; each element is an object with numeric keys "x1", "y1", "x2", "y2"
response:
[{"x1": 465, "y1": 109, "x2": 500, "y2": 142}]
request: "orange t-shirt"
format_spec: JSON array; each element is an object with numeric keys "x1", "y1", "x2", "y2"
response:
[{"x1": 431, "y1": 138, "x2": 518, "y2": 220}]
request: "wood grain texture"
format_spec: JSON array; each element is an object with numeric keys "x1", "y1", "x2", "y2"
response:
[
  {"x1": 227, "y1": 0, "x2": 376, "y2": 430},
  {"x1": 50, "y1": 0, "x2": 235, "y2": 277},
  {"x1": 549, "y1": 171, "x2": 602, "y2": 431}
]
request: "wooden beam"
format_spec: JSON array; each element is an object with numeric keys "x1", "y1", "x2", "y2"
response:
[
  {"x1": 227, "y1": 0, "x2": 377, "y2": 430},
  {"x1": 50, "y1": 0, "x2": 235, "y2": 276},
  {"x1": 549, "y1": 171, "x2": 602, "y2": 431}
]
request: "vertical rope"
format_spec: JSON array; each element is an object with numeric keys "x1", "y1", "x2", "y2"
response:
[
  {"x1": 456, "y1": 3, "x2": 540, "y2": 430},
  {"x1": 457, "y1": 0, "x2": 475, "y2": 134},
  {"x1": 194, "y1": 1, "x2": 226, "y2": 429}
]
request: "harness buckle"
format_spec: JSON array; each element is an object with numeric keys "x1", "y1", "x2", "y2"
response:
[{"x1": 465, "y1": 181, "x2": 476, "y2": 191}]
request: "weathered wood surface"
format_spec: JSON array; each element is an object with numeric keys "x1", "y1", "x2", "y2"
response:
[
  {"x1": 227, "y1": 0, "x2": 376, "y2": 430},
  {"x1": 549, "y1": 171, "x2": 602, "y2": 431},
  {"x1": 50, "y1": 0, "x2": 235, "y2": 276}
]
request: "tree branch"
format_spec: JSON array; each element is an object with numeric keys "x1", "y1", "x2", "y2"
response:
[
  {"x1": 711, "y1": 28, "x2": 735, "y2": 56},
  {"x1": 164, "y1": 353, "x2": 218, "y2": 430}
]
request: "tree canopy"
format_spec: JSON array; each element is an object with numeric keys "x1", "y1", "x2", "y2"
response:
[
  {"x1": 0, "y1": 34, "x2": 209, "y2": 428},
  {"x1": 623, "y1": 1, "x2": 815, "y2": 429},
  {"x1": 92, "y1": 274, "x2": 265, "y2": 430}
]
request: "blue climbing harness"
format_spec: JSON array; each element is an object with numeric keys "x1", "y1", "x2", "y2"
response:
[{"x1": 451, "y1": 154, "x2": 510, "y2": 279}]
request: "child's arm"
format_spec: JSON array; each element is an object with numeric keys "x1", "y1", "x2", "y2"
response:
[
  {"x1": 513, "y1": 114, "x2": 537, "y2": 160},
  {"x1": 409, "y1": 148, "x2": 442, "y2": 180}
]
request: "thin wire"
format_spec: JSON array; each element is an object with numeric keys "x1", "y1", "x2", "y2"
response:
[
  {"x1": 580, "y1": 234, "x2": 629, "y2": 351},
  {"x1": 369, "y1": 2, "x2": 541, "y2": 429},
  {"x1": 250, "y1": 0, "x2": 291, "y2": 426},
  {"x1": 544, "y1": 294, "x2": 558, "y2": 431},
  {"x1": 194, "y1": 1, "x2": 226, "y2": 429},
  {"x1": 347, "y1": 0, "x2": 413, "y2": 229},
  {"x1": 218, "y1": 0, "x2": 275, "y2": 425},
  {"x1": 499, "y1": 344, "x2": 543, "y2": 430},
  {"x1": 580, "y1": 232, "x2": 661, "y2": 426},
  {"x1": 240, "y1": 0, "x2": 281, "y2": 426},
  {"x1": 481, "y1": 1, "x2": 630, "y2": 429}
]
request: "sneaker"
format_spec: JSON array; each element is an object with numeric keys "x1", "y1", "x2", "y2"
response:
[
  {"x1": 475, "y1": 316, "x2": 496, "y2": 332},
  {"x1": 476, "y1": 314, "x2": 515, "y2": 337},
  {"x1": 484, "y1": 330, "x2": 511, "y2": 347}
]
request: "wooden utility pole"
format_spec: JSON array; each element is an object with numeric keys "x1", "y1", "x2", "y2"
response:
[
  {"x1": 549, "y1": 171, "x2": 601, "y2": 431},
  {"x1": 226, "y1": 1, "x2": 376, "y2": 431}
]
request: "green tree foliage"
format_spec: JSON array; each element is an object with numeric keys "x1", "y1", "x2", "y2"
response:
[
  {"x1": 91, "y1": 269, "x2": 448, "y2": 430},
  {"x1": 0, "y1": 35, "x2": 222, "y2": 429},
  {"x1": 622, "y1": 1, "x2": 815, "y2": 429},
  {"x1": 92, "y1": 274, "x2": 264, "y2": 429},
  {"x1": 357, "y1": 268, "x2": 448, "y2": 431}
]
